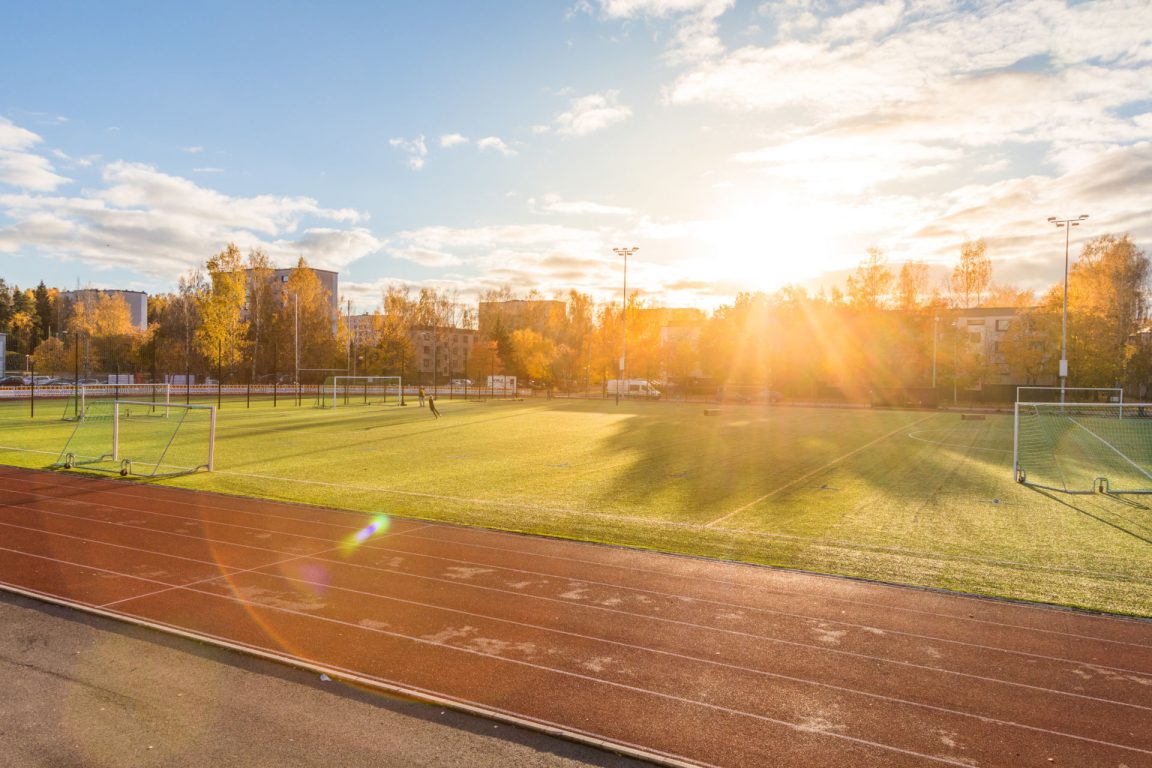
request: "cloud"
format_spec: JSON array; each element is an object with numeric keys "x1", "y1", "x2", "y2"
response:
[
  {"x1": 732, "y1": 132, "x2": 962, "y2": 194},
  {"x1": 529, "y1": 193, "x2": 632, "y2": 216},
  {"x1": 181, "y1": 146, "x2": 204, "y2": 153},
  {"x1": 0, "y1": 159, "x2": 377, "y2": 280},
  {"x1": 592, "y1": 0, "x2": 735, "y2": 62},
  {"x1": 192, "y1": 167, "x2": 225, "y2": 174},
  {"x1": 554, "y1": 91, "x2": 633, "y2": 137},
  {"x1": 0, "y1": 117, "x2": 70, "y2": 191},
  {"x1": 439, "y1": 133, "x2": 469, "y2": 148},
  {"x1": 477, "y1": 136, "x2": 517, "y2": 156},
  {"x1": 389, "y1": 135, "x2": 428, "y2": 170},
  {"x1": 669, "y1": 1, "x2": 1152, "y2": 138}
]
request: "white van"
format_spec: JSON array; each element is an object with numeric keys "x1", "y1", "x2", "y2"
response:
[{"x1": 606, "y1": 379, "x2": 661, "y2": 399}]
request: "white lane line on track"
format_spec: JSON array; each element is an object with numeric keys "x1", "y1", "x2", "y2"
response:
[
  {"x1": 5, "y1": 504, "x2": 1151, "y2": 715},
  {"x1": 393, "y1": 527, "x2": 1152, "y2": 641},
  {"x1": 6, "y1": 469, "x2": 1151, "y2": 643},
  {"x1": 98, "y1": 543, "x2": 351, "y2": 609},
  {"x1": 7, "y1": 492, "x2": 1152, "y2": 677},
  {"x1": 2, "y1": 545, "x2": 1147, "y2": 764},
  {"x1": 7, "y1": 467, "x2": 1150, "y2": 589},
  {"x1": 10, "y1": 485, "x2": 1152, "y2": 659},
  {"x1": 704, "y1": 414, "x2": 939, "y2": 527}
]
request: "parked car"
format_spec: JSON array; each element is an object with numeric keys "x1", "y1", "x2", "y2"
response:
[{"x1": 0, "y1": 376, "x2": 26, "y2": 387}]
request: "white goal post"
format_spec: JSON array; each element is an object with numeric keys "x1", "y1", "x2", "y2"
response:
[
  {"x1": 1013, "y1": 400, "x2": 1152, "y2": 494},
  {"x1": 63, "y1": 382, "x2": 171, "y2": 421},
  {"x1": 55, "y1": 399, "x2": 216, "y2": 477},
  {"x1": 324, "y1": 376, "x2": 404, "y2": 407}
]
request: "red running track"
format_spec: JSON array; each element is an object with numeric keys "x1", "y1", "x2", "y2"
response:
[{"x1": 1, "y1": 465, "x2": 1151, "y2": 767}]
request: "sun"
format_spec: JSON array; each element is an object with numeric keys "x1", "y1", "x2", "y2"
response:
[{"x1": 706, "y1": 204, "x2": 838, "y2": 292}]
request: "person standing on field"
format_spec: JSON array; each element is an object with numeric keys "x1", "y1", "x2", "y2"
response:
[
  {"x1": 428, "y1": 395, "x2": 440, "y2": 419},
  {"x1": 418, "y1": 386, "x2": 426, "y2": 407}
]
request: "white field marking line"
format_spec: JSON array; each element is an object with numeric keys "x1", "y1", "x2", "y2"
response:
[
  {"x1": 0, "y1": 566, "x2": 979, "y2": 768},
  {"x1": 705, "y1": 414, "x2": 940, "y2": 527},
  {"x1": 1068, "y1": 417, "x2": 1152, "y2": 483},
  {"x1": 0, "y1": 446, "x2": 61, "y2": 455},
  {"x1": 4, "y1": 485, "x2": 1147, "y2": 654},
  {"x1": 9, "y1": 500, "x2": 1150, "y2": 706},
  {"x1": 389, "y1": 526, "x2": 1152, "y2": 648},
  {"x1": 215, "y1": 467, "x2": 591, "y2": 517},
  {"x1": 200, "y1": 567, "x2": 1152, "y2": 747},
  {"x1": 906, "y1": 430, "x2": 1012, "y2": 453}
]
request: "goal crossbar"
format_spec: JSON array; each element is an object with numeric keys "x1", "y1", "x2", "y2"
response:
[{"x1": 324, "y1": 376, "x2": 403, "y2": 407}]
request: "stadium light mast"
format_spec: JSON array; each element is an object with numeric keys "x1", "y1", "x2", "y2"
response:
[
  {"x1": 293, "y1": 292, "x2": 299, "y2": 386},
  {"x1": 1047, "y1": 214, "x2": 1089, "y2": 404},
  {"x1": 612, "y1": 246, "x2": 639, "y2": 404}
]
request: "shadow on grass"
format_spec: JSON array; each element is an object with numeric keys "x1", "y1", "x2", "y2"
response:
[{"x1": 1030, "y1": 486, "x2": 1152, "y2": 547}]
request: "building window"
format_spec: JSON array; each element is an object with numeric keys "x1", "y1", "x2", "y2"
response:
[
  {"x1": 967, "y1": 318, "x2": 984, "y2": 326},
  {"x1": 996, "y1": 319, "x2": 1011, "y2": 331}
]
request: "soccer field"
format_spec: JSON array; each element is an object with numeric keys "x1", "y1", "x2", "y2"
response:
[{"x1": 2, "y1": 396, "x2": 1150, "y2": 617}]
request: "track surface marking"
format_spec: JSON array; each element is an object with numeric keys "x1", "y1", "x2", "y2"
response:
[{"x1": 1, "y1": 466, "x2": 1150, "y2": 767}]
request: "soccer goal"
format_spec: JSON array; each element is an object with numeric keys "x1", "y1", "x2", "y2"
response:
[
  {"x1": 1014, "y1": 401, "x2": 1152, "y2": 494},
  {"x1": 323, "y1": 376, "x2": 403, "y2": 408},
  {"x1": 61, "y1": 382, "x2": 171, "y2": 421},
  {"x1": 54, "y1": 399, "x2": 216, "y2": 477}
]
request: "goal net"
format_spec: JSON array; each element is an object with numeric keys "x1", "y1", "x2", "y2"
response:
[
  {"x1": 61, "y1": 383, "x2": 171, "y2": 421},
  {"x1": 54, "y1": 399, "x2": 216, "y2": 477},
  {"x1": 323, "y1": 376, "x2": 403, "y2": 407},
  {"x1": 1014, "y1": 401, "x2": 1152, "y2": 494}
]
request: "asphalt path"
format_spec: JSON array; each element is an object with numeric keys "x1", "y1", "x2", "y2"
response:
[
  {"x1": 0, "y1": 591, "x2": 650, "y2": 768},
  {"x1": 1, "y1": 465, "x2": 1151, "y2": 767}
]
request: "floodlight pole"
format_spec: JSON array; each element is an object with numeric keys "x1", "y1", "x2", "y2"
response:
[
  {"x1": 613, "y1": 246, "x2": 639, "y2": 405},
  {"x1": 1047, "y1": 215, "x2": 1089, "y2": 404},
  {"x1": 931, "y1": 316, "x2": 939, "y2": 389}
]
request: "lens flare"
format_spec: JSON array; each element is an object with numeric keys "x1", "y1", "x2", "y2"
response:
[{"x1": 341, "y1": 514, "x2": 391, "y2": 556}]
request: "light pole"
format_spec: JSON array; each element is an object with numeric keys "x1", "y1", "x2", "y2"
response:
[
  {"x1": 612, "y1": 246, "x2": 639, "y2": 404},
  {"x1": 931, "y1": 315, "x2": 939, "y2": 389},
  {"x1": 1047, "y1": 214, "x2": 1089, "y2": 403}
]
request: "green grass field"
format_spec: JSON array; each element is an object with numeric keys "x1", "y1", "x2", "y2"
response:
[{"x1": 3, "y1": 394, "x2": 1150, "y2": 617}]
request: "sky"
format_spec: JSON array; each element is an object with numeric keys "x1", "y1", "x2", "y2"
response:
[{"x1": 1, "y1": 0, "x2": 1150, "y2": 313}]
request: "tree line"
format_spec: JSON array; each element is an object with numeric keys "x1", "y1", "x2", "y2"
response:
[{"x1": 2, "y1": 234, "x2": 1148, "y2": 399}]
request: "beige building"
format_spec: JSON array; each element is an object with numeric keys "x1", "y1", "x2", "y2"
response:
[
  {"x1": 61, "y1": 289, "x2": 149, "y2": 332},
  {"x1": 410, "y1": 325, "x2": 480, "y2": 384}
]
